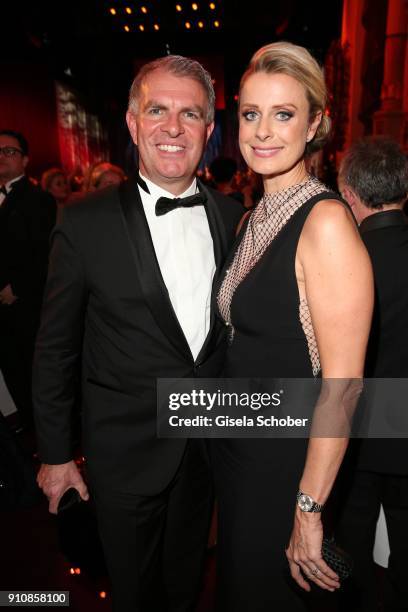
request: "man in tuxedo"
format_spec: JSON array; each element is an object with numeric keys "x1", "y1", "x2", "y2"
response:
[
  {"x1": 34, "y1": 56, "x2": 242, "y2": 612},
  {"x1": 336, "y1": 137, "x2": 408, "y2": 611},
  {"x1": 0, "y1": 130, "x2": 56, "y2": 430}
]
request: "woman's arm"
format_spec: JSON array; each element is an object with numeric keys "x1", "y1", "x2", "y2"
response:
[{"x1": 286, "y1": 199, "x2": 374, "y2": 592}]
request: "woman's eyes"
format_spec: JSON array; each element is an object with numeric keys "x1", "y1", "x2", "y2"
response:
[
  {"x1": 242, "y1": 110, "x2": 259, "y2": 121},
  {"x1": 276, "y1": 111, "x2": 293, "y2": 121},
  {"x1": 241, "y1": 110, "x2": 294, "y2": 122}
]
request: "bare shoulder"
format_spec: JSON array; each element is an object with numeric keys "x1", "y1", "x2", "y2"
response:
[{"x1": 301, "y1": 198, "x2": 359, "y2": 248}]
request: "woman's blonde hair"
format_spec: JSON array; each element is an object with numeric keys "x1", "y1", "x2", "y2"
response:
[
  {"x1": 83, "y1": 162, "x2": 126, "y2": 192},
  {"x1": 240, "y1": 41, "x2": 331, "y2": 154},
  {"x1": 41, "y1": 167, "x2": 66, "y2": 192}
]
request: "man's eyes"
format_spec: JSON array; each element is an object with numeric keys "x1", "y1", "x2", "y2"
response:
[
  {"x1": 147, "y1": 107, "x2": 163, "y2": 115},
  {"x1": 146, "y1": 108, "x2": 201, "y2": 120},
  {"x1": 184, "y1": 111, "x2": 200, "y2": 120}
]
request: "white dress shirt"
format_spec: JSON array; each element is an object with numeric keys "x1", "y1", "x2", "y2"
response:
[{"x1": 139, "y1": 173, "x2": 216, "y2": 360}]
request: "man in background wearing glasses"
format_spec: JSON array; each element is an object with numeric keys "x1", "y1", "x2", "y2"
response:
[{"x1": 0, "y1": 130, "x2": 56, "y2": 431}]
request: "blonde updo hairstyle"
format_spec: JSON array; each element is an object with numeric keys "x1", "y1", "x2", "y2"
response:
[
  {"x1": 41, "y1": 167, "x2": 66, "y2": 192},
  {"x1": 83, "y1": 162, "x2": 126, "y2": 192},
  {"x1": 240, "y1": 41, "x2": 331, "y2": 155}
]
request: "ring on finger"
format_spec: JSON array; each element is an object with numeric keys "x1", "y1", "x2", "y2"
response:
[{"x1": 311, "y1": 567, "x2": 320, "y2": 576}]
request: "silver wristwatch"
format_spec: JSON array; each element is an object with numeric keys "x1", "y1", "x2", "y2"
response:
[{"x1": 296, "y1": 490, "x2": 324, "y2": 513}]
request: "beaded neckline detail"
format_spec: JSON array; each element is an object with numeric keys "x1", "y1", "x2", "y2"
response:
[{"x1": 217, "y1": 175, "x2": 327, "y2": 355}]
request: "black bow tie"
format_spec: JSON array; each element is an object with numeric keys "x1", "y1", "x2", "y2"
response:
[
  {"x1": 0, "y1": 185, "x2": 8, "y2": 197},
  {"x1": 155, "y1": 192, "x2": 207, "y2": 216}
]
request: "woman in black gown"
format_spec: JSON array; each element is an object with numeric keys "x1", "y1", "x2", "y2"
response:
[{"x1": 211, "y1": 42, "x2": 374, "y2": 611}]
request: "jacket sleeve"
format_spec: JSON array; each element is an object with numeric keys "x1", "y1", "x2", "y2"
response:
[{"x1": 32, "y1": 207, "x2": 87, "y2": 464}]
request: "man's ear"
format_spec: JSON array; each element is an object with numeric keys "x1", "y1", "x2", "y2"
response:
[
  {"x1": 22, "y1": 156, "x2": 29, "y2": 170},
  {"x1": 341, "y1": 185, "x2": 358, "y2": 208},
  {"x1": 205, "y1": 121, "x2": 215, "y2": 145},
  {"x1": 126, "y1": 111, "x2": 138, "y2": 146}
]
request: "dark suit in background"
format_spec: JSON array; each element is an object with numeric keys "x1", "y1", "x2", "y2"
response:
[
  {"x1": 0, "y1": 176, "x2": 56, "y2": 425},
  {"x1": 336, "y1": 210, "x2": 408, "y2": 611}
]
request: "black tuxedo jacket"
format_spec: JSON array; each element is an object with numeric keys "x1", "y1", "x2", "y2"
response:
[
  {"x1": 0, "y1": 176, "x2": 56, "y2": 305},
  {"x1": 356, "y1": 210, "x2": 408, "y2": 475},
  {"x1": 33, "y1": 176, "x2": 243, "y2": 494}
]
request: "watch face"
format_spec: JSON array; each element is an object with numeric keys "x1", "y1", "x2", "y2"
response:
[{"x1": 298, "y1": 494, "x2": 313, "y2": 511}]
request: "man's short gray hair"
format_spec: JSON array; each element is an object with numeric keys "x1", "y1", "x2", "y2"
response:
[
  {"x1": 128, "y1": 55, "x2": 215, "y2": 124},
  {"x1": 339, "y1": 137, "x2": 408, "y2": 209}
]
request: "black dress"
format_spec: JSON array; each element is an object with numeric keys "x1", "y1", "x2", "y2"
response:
[{"x1": 211, "y1": 181, "x2": 341, "y2": 611}]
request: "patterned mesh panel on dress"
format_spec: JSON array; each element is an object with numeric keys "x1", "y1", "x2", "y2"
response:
[
  {"x1": 299, "y1": 298, "x2": 321, "y2": 376},
  {"x1": 217, "y1": 175, "x2": 328, "y2": 341}
]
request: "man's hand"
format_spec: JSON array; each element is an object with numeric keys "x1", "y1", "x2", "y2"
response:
[
  {"x1": 0, "y1": 284, "x2": 17, "y2": 305},
  {"x1": 37, "y1": 460, "x2": 89, "y2": 514}
]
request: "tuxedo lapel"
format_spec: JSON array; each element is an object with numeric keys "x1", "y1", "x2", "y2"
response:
[
  {"x1": 198, "y1": 180, "x2": 227, "y2": 275},
  {"x1": 196, "y1": 182, "x2": 230, "y2": 362},
  {"x1": 118, "y1": 177, "x2": 193, "y2": 360},
  {"x1": 0, "y1": 176, "x2": 27, "y2": 212}
]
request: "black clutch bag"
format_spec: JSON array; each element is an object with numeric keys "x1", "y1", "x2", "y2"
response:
[
  {"x1": 322, "y1": 537, "x2": 353, "y2": 581},
  {"x1": 57, "y1": 488, "x2": 82, "y2": 513},
  {"x1": 56, "y1": 488, "x2": 107, "y2": 576}
]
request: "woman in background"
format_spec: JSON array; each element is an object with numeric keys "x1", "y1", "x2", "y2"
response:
[
  {"x1": 211, "y1": 42, "x2": 373, "y2": 611},
  {"x1": 83, "y1": 162, "x2": 126, "y2": 192},
  {"x1": 41, "y1": 168, "x2": 70, "y2": 206}
]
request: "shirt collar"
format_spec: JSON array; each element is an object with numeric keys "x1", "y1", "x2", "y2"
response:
[
  {"x1": 359, "y1": 209, "x2": 407, "y2": 234},
  {"x1": 4, "y1": 175, "x2": 24, "y2": 192},
  {"x1": 139, "y1": 172, "x2": 197, "y2": 204}
]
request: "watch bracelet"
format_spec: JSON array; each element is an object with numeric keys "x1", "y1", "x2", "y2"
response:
[{"x1": 297, "y1": 490, "x2": 323, "y2": 512}]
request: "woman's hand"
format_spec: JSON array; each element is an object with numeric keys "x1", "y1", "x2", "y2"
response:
[{"x1": 286, "y1": 508, "x2": 340, "y2": 592}]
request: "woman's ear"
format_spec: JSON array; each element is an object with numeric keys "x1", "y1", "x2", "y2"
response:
[{"x1": 306, "y1": 111, "x2": 322, "y2": 142}]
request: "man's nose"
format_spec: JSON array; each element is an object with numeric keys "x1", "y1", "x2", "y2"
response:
[{"x1": 161, "y1": 113, "x2": 184, "y2": 137}]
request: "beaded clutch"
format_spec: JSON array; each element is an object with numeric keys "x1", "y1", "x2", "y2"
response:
[{"x1": 322, "y1": 537, "x2": 353, "y2": 581}]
